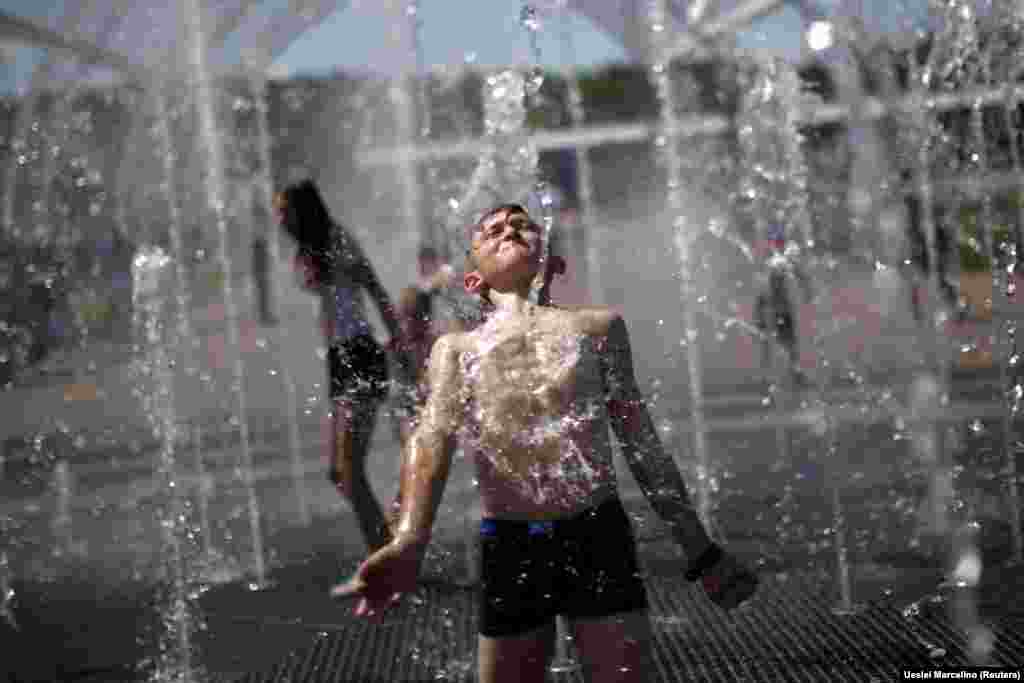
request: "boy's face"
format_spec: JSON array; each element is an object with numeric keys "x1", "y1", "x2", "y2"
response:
[{"x1": 467, "y1": 208, "x2": 543, "y2": 294}]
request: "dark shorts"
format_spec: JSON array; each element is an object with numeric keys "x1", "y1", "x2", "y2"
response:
[
  {"x1": 478, "y1": 497, "x2": 648, "y2": 638},
  {"x1": 328, "y1": 335, "x2": 389, "y2": 402}
]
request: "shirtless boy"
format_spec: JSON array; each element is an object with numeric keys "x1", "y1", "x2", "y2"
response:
[{"x1": 338, "y1": 204, "x2": 758, "y2": 683}]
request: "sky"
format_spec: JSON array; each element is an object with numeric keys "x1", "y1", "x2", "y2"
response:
[
  {"x1": 262, "y1": 0, "x2": 633, "y2": 77},
  {"x1": 0, "y1": 0, "x2": 930, "y2": 93}
]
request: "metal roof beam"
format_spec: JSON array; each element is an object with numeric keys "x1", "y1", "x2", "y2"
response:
[{"x1": 0, "y1": 8, "x2": 145, "y2": 82}]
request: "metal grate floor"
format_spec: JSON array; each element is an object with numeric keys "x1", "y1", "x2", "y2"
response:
[{"x1": 225, "y1": 571, "x2": 1024, "y2": 683}]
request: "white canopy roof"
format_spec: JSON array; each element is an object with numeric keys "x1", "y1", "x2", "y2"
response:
[{"x1": 0, "y1": 0, "x2": 795, "y2": 88}]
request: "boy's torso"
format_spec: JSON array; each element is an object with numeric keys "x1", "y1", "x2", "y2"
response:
[{"x1": 454, "y1": 306, "x2": 619, "y2": 520}]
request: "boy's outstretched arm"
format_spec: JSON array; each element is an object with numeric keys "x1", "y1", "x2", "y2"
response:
[
  {"x1": 602, "y1": 314, "x2": 714, "y2": 562},
  {"x1": 336, "y1": 334, "x2": 464, "y2": 614},
  {"x1": 391, "y1": 333, "x2": 463, "y2": 544}
]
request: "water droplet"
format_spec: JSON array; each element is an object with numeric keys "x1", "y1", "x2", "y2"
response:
[
  {"x1": 519, "y1": 5, "x2": 541, "y2": 32},
  {"x1": 525, "y1": 66, "x2": 545, "y2": 96},
  {"x1": 952, "y1": 548, "x2": 982, "y2": 586},
  {"x1": 806, "y1": 21, "x2": 835, "y2": 51}
]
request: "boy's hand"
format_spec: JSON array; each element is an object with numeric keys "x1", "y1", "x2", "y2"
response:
[{"x1": 330, "y1": 536, "x2": 425, "y2": 617}]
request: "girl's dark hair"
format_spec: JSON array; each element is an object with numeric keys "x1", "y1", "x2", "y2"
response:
[{"x1": 278, "y1": 179, "x2": 334, "y2": 274}]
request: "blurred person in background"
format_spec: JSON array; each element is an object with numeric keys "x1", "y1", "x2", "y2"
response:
[
  {"x1": 275, "y1": 179, "x2": 406, "y2": 566},
  {"x1": 754, "y1": 223, "x2": 813, "y2": 386},
  {"x1": 389, "y1": 245, "x2": 460, "y2": 452}
]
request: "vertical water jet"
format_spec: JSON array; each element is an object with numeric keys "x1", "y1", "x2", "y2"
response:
[
  {"x1": 181, "y1": 0, "x2": 266, "y2": 587},
  {"x1": 648, "y1": 0, "x2": 717, "y2": 541}
]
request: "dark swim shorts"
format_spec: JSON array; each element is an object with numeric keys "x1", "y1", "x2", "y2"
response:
[
  {"x1": 328, "y1": 334, "x2": 389, "y2": 402},
  {"x1": 478, "y1": 497, "x2": 648, "y2": 638}
]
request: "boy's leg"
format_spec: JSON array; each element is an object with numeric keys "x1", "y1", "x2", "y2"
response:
[
  {"x1": 477, "y1": 519, "x2": 560, "y2": 681},
  {"x1": 570, "y1": 609, "x2": 652, "y2": 683},
  {"x1": 478, "y1": 623, "x2": 555, "y2": 683}
]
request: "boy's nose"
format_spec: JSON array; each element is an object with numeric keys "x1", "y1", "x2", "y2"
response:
[{"x1": 501, "y1": 223, "x2": 526, "y2": 241}]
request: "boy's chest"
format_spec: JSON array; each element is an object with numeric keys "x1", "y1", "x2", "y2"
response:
[{"x1": 468, "y1": 329, "x2": 601, "y2": 395}]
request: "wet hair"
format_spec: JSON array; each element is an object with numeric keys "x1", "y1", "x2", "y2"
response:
[{"x1": 277, "y1": 179, "x2": 335, "y2": 275}]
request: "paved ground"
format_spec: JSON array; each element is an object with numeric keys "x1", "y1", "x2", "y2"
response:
[{"x1": 3, "y1": 490, "x2": 1024, "y2": 682}]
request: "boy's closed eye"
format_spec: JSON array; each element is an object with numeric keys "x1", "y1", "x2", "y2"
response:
[{"x1": 479, "y1": 217, "x2": 539, "y2": 242}]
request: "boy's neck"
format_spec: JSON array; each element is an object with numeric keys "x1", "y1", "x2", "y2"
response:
[{"x1": 487, "y1": 288, "x2": 538, "y2": 315}]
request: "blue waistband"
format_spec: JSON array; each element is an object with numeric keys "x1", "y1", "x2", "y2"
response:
[
  {"x1": 479, "y1": 519, "x2": 554, "y2": 537},
  {"x1": 478, "y1": 497, "x2": 622, "y2": 538}
]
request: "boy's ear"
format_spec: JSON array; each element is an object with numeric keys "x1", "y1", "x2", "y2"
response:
[{"x1": 464, "y1": 270, "x2": 486, "y2": 296}]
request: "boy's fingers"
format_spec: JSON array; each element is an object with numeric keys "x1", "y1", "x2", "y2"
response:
[
  {"x1": 329, "y1": 575, "x2": 365, "y2": 599},
  {"x1": 353, "y1": 595, "x2": 394, "y2": 620}
]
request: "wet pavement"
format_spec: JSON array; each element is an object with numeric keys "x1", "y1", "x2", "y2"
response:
[
  {"x1": 4, "y1": 494, "x2": 1023, "y2": 682},
  {"x1": 219, "y1": 565, "x2": 1024, "y2": 683}
]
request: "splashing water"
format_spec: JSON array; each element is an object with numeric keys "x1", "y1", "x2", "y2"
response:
[
  {"x1": 0, "y1": 551, "x2": 17, "y2": 630},
  {"x1": 519, "y1": 4, "x2": 541, "y2": 33},
  {"x1": 131, "y1": 244, "x2": 203, "y2": 683},
  {"x1": 530, "y1": 180, "x2": 556, "y2": 303},
  {"x1": 485, "y1": 70, "x2": 528, "y2": 137},
  {"x1": 183, "y1": 0, "x2": 266, "y2": 590},
  {"x1": 556, "y1": 2, "x2": 601, "y2": 300},
  {"x1": 519, "y1": 4, "x2": 545, "y2": 95},
  {"x1": 148, "y1": 86, "x2": 240, "y2": 580},
  {"x1": 647, "y1": 0, "x2": 716, "y2": 536},
  {"x1": 519, "y1": 4, "x2": 547, "y2": 97},
  {"x1": 13, "y1": 0, "x2": 1024, "y2": 679},
  {"x1": 246, "y1": 57, "x2": 312, "y2": 529}
]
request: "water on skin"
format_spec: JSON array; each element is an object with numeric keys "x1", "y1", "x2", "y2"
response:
[{"x1": 460, "y1": 313, "x2": 614, "y2": 508}]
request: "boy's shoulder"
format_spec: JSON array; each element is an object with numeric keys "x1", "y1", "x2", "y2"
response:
[
  {"x1": 431, "y1": 328, "x2": 476, "y2": 356},
  {"x1": 549, "y1": 304, "x2": 621, "y2": 335}
]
